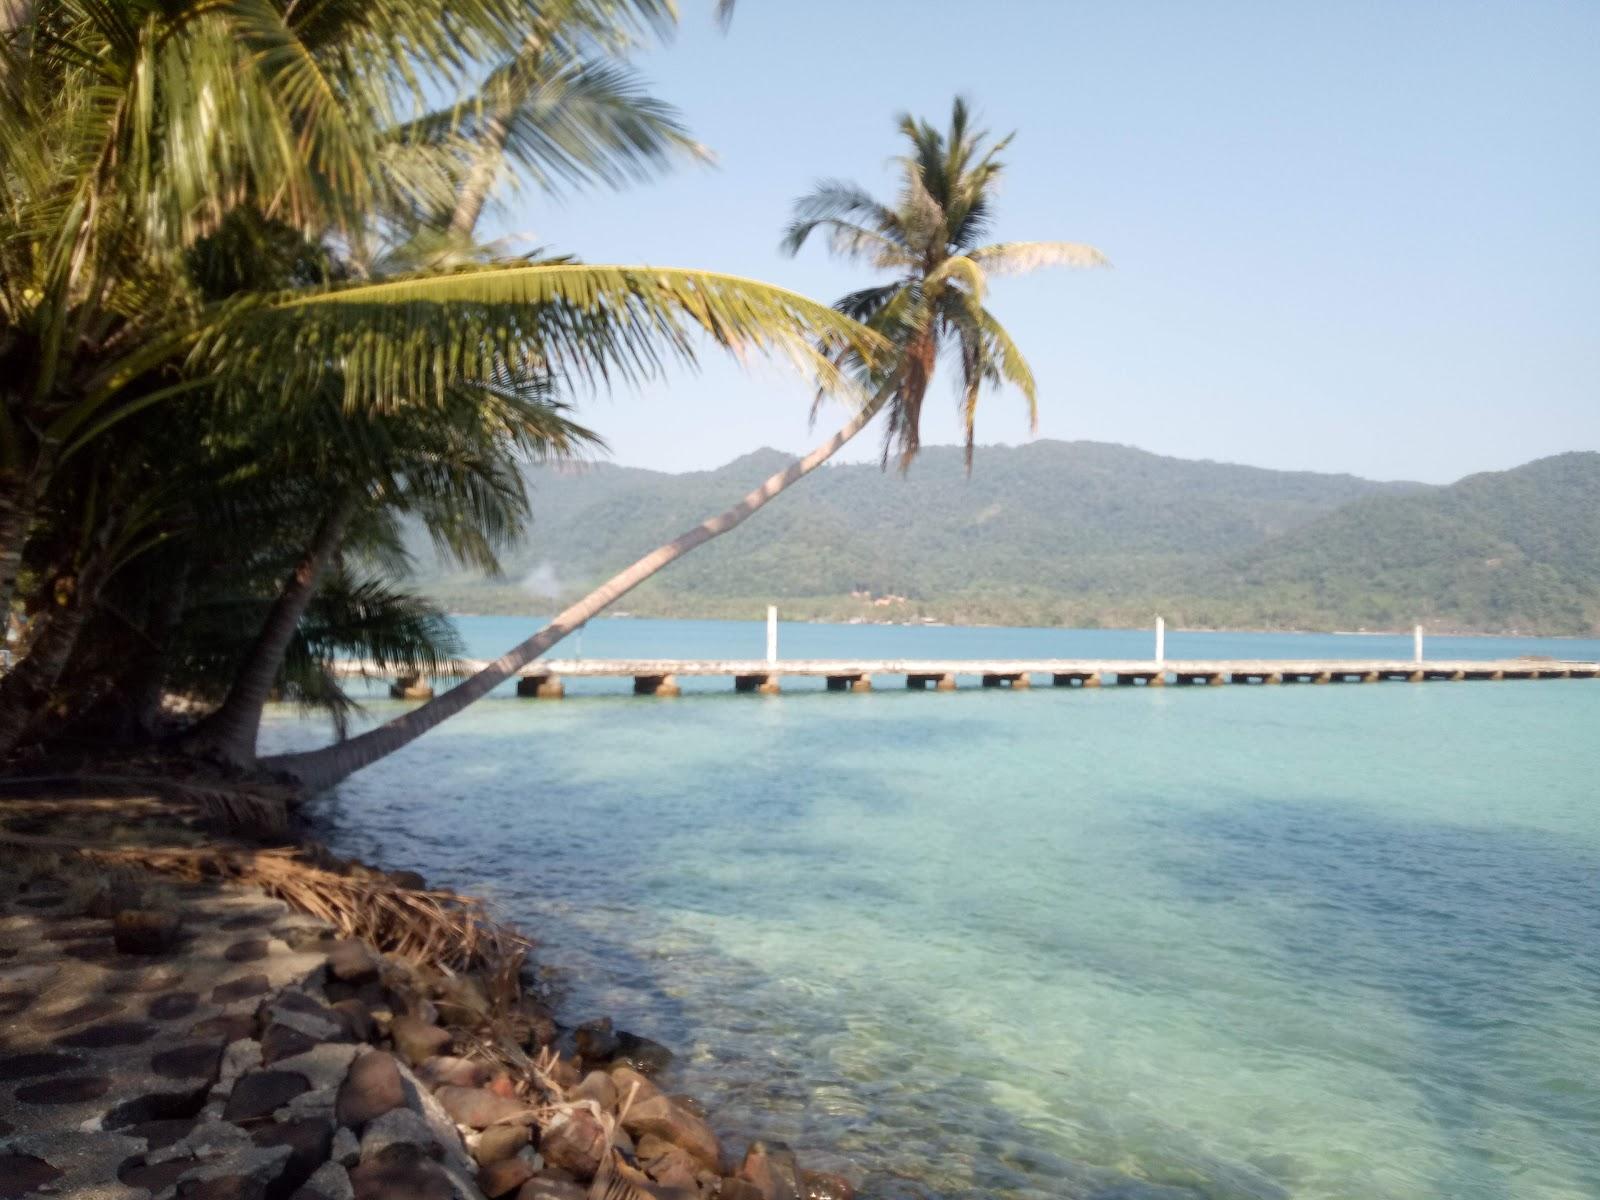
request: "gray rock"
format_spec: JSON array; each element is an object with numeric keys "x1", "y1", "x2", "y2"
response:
[
  {"x1": 265, "y1": 1001, "x2": 348, "y2": 1045},
  {"x1": 361, "y1": 1107, "x2": 443, "y2": 1163},
  {"x1": 149, "y1": 1118, "x2": 252, "y2": 1163},
  {"x1": 308, "y1": 1160, "x2": 356, "y2": 1200},
  {"x1": 332, "y1": 1126, "x2": 361, "y2": 1166},
  {"x1": 273, "y1": 1041, "x2": 363, "y2": 1091},
  {"x1": 174, "y1": 1141, "x2": 293, "y2": 1192},
  {"x1": 262, "y1": 1022, "x2": 322, "y2": 1065},
  {"x1": 251, "y1": 1117, "x2": 335, "y2": 1191},
  {"x1": 223, "y1": 1070, "x2": 312, "y2": 1123},
  {"x1": 279, "y1": 1085, "x2": 338, "y2": 1121},
  {"x1": 216, "y1": 1039, "x2": 265, "y2": 1093},
  {"x1": 395, "y1": 1056, "x2": 478, "y2": 1179}
]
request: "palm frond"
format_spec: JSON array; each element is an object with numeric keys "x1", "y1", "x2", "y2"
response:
[
  {"x1": 968, "y1": 240, "x2": 1110, "y2": 274},
  {"x1": 225, "y1": 263, "x2": 886, "y2": 411},
  {"x1": 781, "y1": 179, "x2": 906, "y2": 256}
]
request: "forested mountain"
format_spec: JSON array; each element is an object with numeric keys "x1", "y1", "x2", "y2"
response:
[
  {"x1": 406, "y1": 443, "x2": 1600, "y2": 635},
  {"x1": 1213, "y1": 452, "x2": 1600, "y2": 632}
]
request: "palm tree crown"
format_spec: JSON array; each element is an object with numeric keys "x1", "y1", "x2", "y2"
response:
[{"x1": 783, "y1": 97, "x2": 1107, "y2": 470}]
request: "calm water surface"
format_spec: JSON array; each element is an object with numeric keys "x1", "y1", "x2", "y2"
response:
[{"x1": 261, "y1": 618, "x2": 1600, "y2": 1200}]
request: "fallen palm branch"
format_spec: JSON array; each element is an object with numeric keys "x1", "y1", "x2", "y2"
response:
[
  {"x1": 0, "y1": 831, "x2": 527, "y2": 973},
  {"x1": 107, "y1": 844, "x2": 530, "y2": 973}
]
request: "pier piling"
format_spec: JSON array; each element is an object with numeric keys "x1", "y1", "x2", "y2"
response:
[
  {"x1": 389, "y1": 674, "x2": 433, "y2": 700},
  {"x1": 516, "y1": 676, "x2": 565, "y2": 699}
]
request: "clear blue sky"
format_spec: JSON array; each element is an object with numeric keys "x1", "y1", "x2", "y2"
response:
[{"x1": 492, "y1": 1, "x2": 1598, "y2": 485}]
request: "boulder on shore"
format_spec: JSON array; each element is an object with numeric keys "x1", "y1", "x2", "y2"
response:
[
  {"x1": 537, "y1": 1107, "x2": 609, "y2": 1180},
  {"x1": 621, "y1": 1095, "x2": 721, "y2": 1172},
  {"x1": 335, "y1": 1051, "x2": 404, "y2": 1131},
  {"x1": 431, "y1": 1085, "x2": 527, "y2": 1130},
  {"x1": 739, "y1": 1140, "x2": 802, "y2": 1200}
]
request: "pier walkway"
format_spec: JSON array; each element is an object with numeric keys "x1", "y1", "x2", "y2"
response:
[{"x1": 331, "y1": 658, "x2": 1600, "y2": 699}]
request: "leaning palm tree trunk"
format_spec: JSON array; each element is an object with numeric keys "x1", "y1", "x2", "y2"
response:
[
  {"x1": 265, "y1": 392, "x2": 889, "y2": 793},
  {"x1": 186, "y1": 491, "x2": 359, "y2": 767},
  {"x1": 448, "y1": 33, "x2": 541, "y2": 239}
]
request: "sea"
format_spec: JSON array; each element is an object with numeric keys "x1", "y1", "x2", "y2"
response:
[{"x1": 259, "y1": 616, "x2": 1600, "y2": 1200}]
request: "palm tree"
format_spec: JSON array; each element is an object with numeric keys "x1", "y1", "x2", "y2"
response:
[
  {"x1": 267, "y1": 96, "x2": 1107, "y2": 793},
  {"x1": 0, "y1": 0, "x2": 853, "y2": 616},
  {"x1": 0, "y1": 1, "x2": 875, "y2": 757},
  {"x1": 179, "y1": 370, "x2": 601, "y2": 768}
]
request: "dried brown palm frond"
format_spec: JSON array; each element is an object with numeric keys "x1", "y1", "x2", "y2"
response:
[
  {"x1": 0, "y1": 836, "x2": 528, "y2": 973},
  {"x1": 451, "y1": 1028, "x2": 560, "y2": 1106},
  {"x1": 590, "y1": 1150, "x2": 690, "y2": 1200},
  {"x1": 201, "y1": 847, "x2": 525, "y2": 972}
]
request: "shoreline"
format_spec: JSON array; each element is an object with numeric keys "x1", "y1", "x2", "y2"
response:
[
  {"x1": 0, "y1": 778, "x2": 857, "y2": 1200},
  {"x1": 440, "y1": 610, "x2": 1600, "y2": 642}
]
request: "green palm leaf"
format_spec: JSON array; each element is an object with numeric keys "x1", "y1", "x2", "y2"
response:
[{"x1": 232, "y1": 263, "x2": 887, "y2": 411}]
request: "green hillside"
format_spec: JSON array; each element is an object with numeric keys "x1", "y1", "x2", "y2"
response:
[
  {"x1": 406, "y1": 442, "x2": 1599, "y2": 634},
  {"x1": 1207, "y1": 452, "x2": 1600, "y2": 633}
]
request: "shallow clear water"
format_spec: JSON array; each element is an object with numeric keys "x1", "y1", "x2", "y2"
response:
[{"x1": 262, "y1": 619, "x2": 1600, "y2": 1200}]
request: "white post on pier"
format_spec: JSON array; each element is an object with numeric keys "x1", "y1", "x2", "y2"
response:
[
  {"x1": 766, "y1": 605, "x2": 778, "y2": 664},
  {"x1": 1155, "y1": 616, "x2": 1166, "y2": 664},
  {"x1": 1413, "y1": 623, "x2": 1424, "y2": 665}
]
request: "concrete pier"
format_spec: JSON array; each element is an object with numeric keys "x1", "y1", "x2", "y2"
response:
[{"x1": 343, "y1": 656, "x2": 1600, "y2": 699}]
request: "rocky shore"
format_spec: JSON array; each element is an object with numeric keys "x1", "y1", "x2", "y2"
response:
[{"x1": 0, "y1": 786, "x2": 856, "y2": 1200}]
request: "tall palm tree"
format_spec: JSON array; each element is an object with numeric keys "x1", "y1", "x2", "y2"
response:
[{"x1": 267, "y1": 96, "x2": 1107, "y2": 793}]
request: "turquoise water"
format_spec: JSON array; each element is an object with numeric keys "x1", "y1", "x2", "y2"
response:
[{"x1": 261, "y1": 618, "x2": 1600, "y2": 1200}]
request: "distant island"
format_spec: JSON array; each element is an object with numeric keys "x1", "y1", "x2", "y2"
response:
[{"x1": 408, "y1": 442, "x2": 1600, "y2": 637}]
